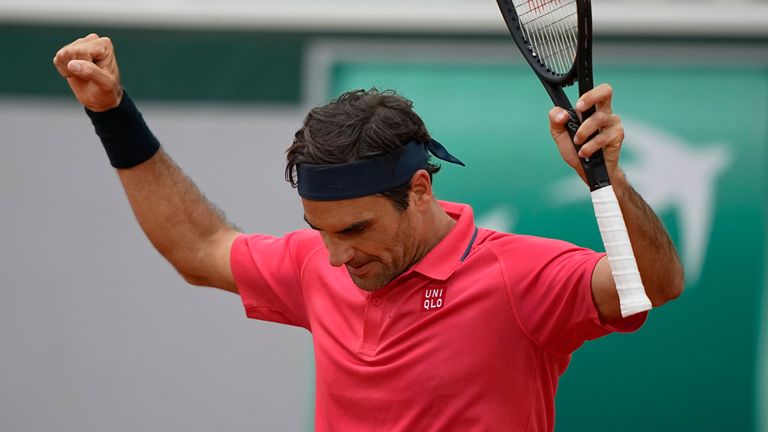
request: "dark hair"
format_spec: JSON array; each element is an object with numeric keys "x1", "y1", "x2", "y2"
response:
[{"x1": 285, "y1": 88, "x2": 440, "y2": 211}]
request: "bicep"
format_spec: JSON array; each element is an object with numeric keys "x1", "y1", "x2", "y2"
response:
[
  {"x1": 591, "y1": 256, "x2": 622, "y2": 322},
  {"x1": 189, "y1": 228, "x2": 241, "y2": 294}
]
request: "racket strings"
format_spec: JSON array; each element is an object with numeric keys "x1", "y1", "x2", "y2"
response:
[{"x1": 514, "y1": 0, "x2": 578, "y2": 75}]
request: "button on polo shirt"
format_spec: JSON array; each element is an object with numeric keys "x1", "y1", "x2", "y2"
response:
[{"x1": 231, "y1": 201, "x2": 646, "y2": 432}]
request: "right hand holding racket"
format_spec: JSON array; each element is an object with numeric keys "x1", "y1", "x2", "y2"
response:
[
  {"x1": 548, "y1": 84, "x2": 624, "y2": 186},
  {"x1": 53, "y1": 33, "x2": 123, "y2": 112}
]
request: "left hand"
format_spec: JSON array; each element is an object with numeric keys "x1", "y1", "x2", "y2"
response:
[{"x1": 548, "y1": 83, "x2": 624, "y2": 185}]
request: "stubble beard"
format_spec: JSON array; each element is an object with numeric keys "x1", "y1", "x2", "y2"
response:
[
  {"x1": 350, "y1": 217, "x2": 416, "y2": 292},
  {"x1": 351, "y1": 257, "x2": 407, "y2": 291}
]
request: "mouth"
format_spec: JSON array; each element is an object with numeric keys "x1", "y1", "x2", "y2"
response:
[{"x1": 346, "y1": 261, "x2": 373, "y2": 277}]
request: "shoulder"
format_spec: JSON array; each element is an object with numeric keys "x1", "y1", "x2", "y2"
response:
[
  {"x1": 238, "y1": 228, "x2": 322, "y2": 245},
  {"x1": 475, "y1": 229, "x2": 600, "y2": 275},
  {"x1": 234, "y1": 229, "x2": 326, "y2": 263},
  {"x1": 477, "y1": 229, "x2": 587, "y2": 257}
]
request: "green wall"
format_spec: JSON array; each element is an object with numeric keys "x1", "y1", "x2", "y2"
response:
[
  {"x1": 1, "y1": 25, "x2": 303, "y2": 102},
  {"x1": 331, "y1": 60, "x2": 767, "y2": 431}
]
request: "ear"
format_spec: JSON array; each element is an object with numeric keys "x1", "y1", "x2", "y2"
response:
[{"x1": 409, "y1": 170, "x2": 433, "y2": 207}]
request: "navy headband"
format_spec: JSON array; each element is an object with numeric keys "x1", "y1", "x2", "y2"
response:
[{"x1": 297, "y1": 139, "x2": 465, "y2": 200}]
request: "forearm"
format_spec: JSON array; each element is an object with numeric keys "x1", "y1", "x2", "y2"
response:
[
  {"x1": 116, "y1": 149, "x2": 239, "y2": 288},
  {"x1": 612, "y1": 172, "x2": 684, "y2": 305}
]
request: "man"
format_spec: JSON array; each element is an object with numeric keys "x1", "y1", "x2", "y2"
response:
[{"x1": 53, "y1": 34, "x2": 683, "y2": 431}]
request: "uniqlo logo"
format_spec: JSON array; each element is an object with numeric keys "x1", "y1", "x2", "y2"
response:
[{"x1": 422, "y1": 287, "x2": 446, "y2": 312}]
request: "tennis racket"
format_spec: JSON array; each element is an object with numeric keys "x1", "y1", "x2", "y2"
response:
[{"x1": 496, "y1": 0, "x2": 651, "y2": 317}]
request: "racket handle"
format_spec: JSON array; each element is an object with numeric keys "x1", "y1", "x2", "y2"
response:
[
  {"x1": 591, "y1": 185, "x2": 653, "y2": 317},
  {"x1": 565, "y1": 109, "x2": 610, "y2": 191}
]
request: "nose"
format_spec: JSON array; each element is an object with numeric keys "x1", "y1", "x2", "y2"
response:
[{"x1": 324, "y1": 235, "x2": 354, "y2": 267}]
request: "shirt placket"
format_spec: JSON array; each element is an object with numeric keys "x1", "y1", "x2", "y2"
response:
[{"x1": 358, "y1": 292, "x2": 386, "y2": 356}]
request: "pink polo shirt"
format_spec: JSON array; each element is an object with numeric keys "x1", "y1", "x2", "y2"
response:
[{"x1": 230, "y1": 201, "x2": 646, "y2": 431}]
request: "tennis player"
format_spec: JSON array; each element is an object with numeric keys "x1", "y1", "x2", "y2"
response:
[{"x1": 53, "y1": 34, "x2": 684, "y2": 431}]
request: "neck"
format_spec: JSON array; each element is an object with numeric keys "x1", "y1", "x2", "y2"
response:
[{"x1": 413, "y1": 200, "x2": 456, "y2": 263}]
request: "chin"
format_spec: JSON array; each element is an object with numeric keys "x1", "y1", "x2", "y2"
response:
[
  {"x1": 347, "y1": 263, "x2": 405, "y2": 291},
  {"x1": 350, "y1": 276, "x2": 387, "y2": 292}
]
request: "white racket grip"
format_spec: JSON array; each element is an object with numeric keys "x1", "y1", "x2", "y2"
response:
[{"x1": 591, "y1": 186, "x2": 652, "y2": 317}]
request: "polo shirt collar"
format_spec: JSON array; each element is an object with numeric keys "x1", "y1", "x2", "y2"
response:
[{"x1": 410, "y1": 201, "x2": 477, "y2": 281}]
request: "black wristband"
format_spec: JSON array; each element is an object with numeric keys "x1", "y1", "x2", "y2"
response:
[{"x1": 85, "y1": 91, "x2": 161, "y2": 169}]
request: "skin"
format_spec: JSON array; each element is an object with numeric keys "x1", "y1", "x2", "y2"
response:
[
  {"x1": 53, "y1": 34, "x2": 683, "y2": 322},
  {"x1": 302, "y1": 171, "x2": 455, "y2": 291}
]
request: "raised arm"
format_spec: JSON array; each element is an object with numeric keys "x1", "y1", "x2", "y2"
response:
[
  {"x1": 53, "y1": 34, "x2": 239, "y2": 293},
  {"x1": 548, "y1": 84, "x2": 684, "y2": 321}
]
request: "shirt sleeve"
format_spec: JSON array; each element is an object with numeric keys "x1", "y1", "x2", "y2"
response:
[
  {"x1": 501, "y1": 236, "x2": 647, "y2": 355},
  {"x1": 229, "y1": 230, "x2": 322, "y2": 330}
]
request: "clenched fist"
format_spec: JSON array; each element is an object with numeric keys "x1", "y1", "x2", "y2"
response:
[{"x1": 53, "y1": 33, "x2": 123, "y2": 112}]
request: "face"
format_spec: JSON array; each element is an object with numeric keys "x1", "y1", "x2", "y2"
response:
[{"x1": 302, "y1": 195, "x2": 422, "y2": 291}]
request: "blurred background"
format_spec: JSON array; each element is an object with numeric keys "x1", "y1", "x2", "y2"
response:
[{"x1": 1, "y1": 1, "x2": 766, "y2": 431}]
